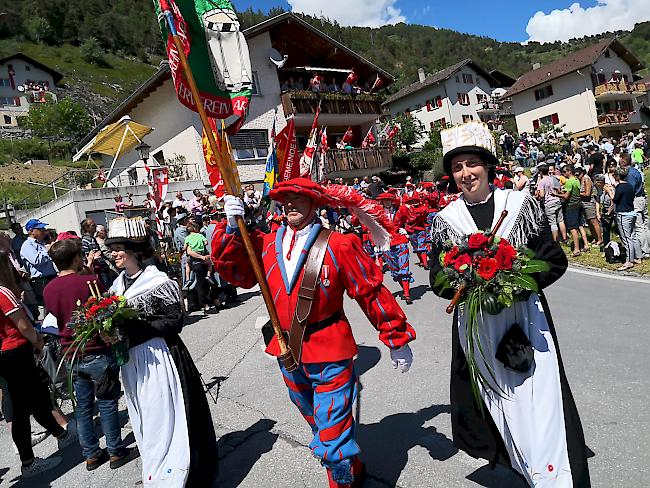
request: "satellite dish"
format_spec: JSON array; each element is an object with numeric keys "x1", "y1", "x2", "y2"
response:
[
  {"x1": 17, "y1": 86, "x2": 24, "y2": 92},
  {"x1": 268, "y1": 48, "x2": 288, "y2": 69}
]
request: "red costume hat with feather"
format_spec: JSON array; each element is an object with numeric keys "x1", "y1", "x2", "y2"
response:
[{"x1": 270, "y1": 178, "x2": 396, "y2": 251}]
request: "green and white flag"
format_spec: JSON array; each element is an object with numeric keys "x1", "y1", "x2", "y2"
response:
[{"x1": 154, "y1": 0, "x2": 252, "y2": 132}]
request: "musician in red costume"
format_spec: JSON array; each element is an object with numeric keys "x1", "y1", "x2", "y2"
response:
[
  {"x1": 211, "y1": 178, "x2": 416, "y2": 487},
  {"x1": 404, "y1": 194, "x2": 431, "y2": 269},
  {"x1": 376, "y1": 192, "x2": 414, "y2": 304}
]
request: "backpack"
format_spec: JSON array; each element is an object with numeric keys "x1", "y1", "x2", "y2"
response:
[{"x1": 604, "y1": 241, "x2": 626, "y2": 264}]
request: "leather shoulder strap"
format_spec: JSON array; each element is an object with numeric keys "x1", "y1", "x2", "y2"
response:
[{"x1": 288, "y1": 228, "x2": 332, "y2": 364}]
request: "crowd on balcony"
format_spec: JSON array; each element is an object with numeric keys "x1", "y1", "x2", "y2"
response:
[{"x1": 280, "y1": 70, "x2": 378, "y2": 96}]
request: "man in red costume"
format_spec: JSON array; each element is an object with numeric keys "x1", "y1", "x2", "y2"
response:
[
  {"x1": 376, "y1": 192, "x2": 414, "y2": 304},
  {"x1": 404, "y1": 194, "x2": 431, "y2": 269},
  {"x1": 211, "y1": 179, "x2": 415, "y2": 487}
]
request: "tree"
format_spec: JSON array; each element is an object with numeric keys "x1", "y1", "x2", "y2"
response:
[
  {"x1": 20, "y1": 98, "x2": 93, "y2": 144},
  {"x1": 393, "y1": 113, "x2": 424, "y2": 152},
  {"x1": 80, "y1": 37, "x2": 110, "y2": 67}
]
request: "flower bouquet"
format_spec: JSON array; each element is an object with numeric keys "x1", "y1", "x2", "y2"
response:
[
  {"x1": 433, "y1": 211, "x2": 549, "y2": 405},
  {"x1": 68, "y1": 280, "x2": 139, "y2": 368}
]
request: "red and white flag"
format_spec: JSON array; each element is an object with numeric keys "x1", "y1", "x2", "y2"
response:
[
  {"x1": 342, "y1": 126, "x2": 354, "y2": 144},
  {"x1": 150, "y1": 167, "x2": 169, "y2": 210},
  {"x1": 276, "y1": 117, "x2": 300, "y2": 181},
  {"x1": 345, "y1": 69, "x2": 358, "y2": 86},
  {"x1": 361, "y1": 127, "x2": 376, "y2": 148},
  {"x1": 299, "y1": 104, "x2": 321, "y2": 178}
]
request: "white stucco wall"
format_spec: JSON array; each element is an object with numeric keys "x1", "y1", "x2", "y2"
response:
[
  {"x1": 99, "y1": 80, "x2": 207, "y2": 186},
  {"x1": 386, "y1": 65, "x2": 495, "y2": 146},
  {"x1": 511, "y1": 71, "x2": 599, "y2": 134},
  {"x1": 592, "y1": 49, "x2": 635, "y2": 83}
]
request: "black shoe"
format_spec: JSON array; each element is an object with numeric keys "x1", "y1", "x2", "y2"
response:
[
  {"x1": 86, "y1": 449, "x2": 109, "y2": 471},
  {"x1": 110, "y1": 447, "x2": 140, "y2": 469}
]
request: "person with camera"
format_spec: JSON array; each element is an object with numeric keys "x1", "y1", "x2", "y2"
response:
[{"x1": 44, "y1": 238, "x2": 138, "y2": 472}]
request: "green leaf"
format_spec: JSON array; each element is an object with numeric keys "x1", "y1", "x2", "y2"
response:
[
  {"x1": 521, "y1": 260, "x2": 550, "y2": 274},
  {"x1": 511, "y1": 274, "x2": 539, "y2": 293}
]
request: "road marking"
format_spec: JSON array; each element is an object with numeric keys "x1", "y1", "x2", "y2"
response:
[{"x1": 567, "y1": 266, "x2": 650, "y2": 284}]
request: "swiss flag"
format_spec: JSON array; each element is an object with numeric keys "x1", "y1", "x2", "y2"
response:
[
  {"x1": 370, "y1": 74, "x2": 383, "y2": 92},
  {"x1": 342, "y1": 126, "x2": 354, "y2": 144},
  {"x1": 345, "y1": 69, "x2": 358, "y2": 86}
]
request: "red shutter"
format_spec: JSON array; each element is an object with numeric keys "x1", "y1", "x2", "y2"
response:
[
  {"x1": 14, "y1": 97, "x2": 20, "y2": 106},
  {"x1": 436, "y1": 96, "x2": 442, "y2": 107},
  {"x1": 440, "y1": 118, "x2": 446, "y2": 127},
  {"x1": 551, "y1": 113, "x2": 559, "y2": 125},
  {"x1": 426, "y1": 100, "x2": 432, "y2": 111},
  {"x1": 533, "y1": 119, "x2": 540, "y2": 130}
]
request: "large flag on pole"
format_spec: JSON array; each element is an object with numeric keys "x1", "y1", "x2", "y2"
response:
[
  {"x1": 263, "y1": 118, "x2": 279, "y2": 197},
  {"x1": 276, "y1": 117, "x2": 300, "y2": 182},
  {"x1": 153, "y1": 0, "x2": 252, "y2": 133},
  {"x1": 298, "y1": 104, "x2": 321, "y2": 179},
  {"x1": 316, "y1": 127, "x2": 328, "y2": 183},
  {"x1": 202, "y1": 117, "x2": 226, "y2": 198}
]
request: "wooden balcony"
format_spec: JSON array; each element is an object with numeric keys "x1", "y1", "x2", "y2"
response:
[
  {"x1": 325, "y1": 147, "x2": 392, "y2": 176},
  {"x1": 282, "y1": 91, "x2": 385, "y2": 118},
  {"x1": 597, "y1": 111, "x2": 641, "y2": 127},
  {"x1": 594, "y1": 81, "x2": 647, "y2": 101}
]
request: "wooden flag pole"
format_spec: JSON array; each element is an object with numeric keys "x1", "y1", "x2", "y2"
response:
[{"x1": 161, "y1": 8, "x2": 297, "y2": 371}]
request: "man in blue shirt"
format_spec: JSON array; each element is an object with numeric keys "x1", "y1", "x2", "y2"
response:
[
  {"x1": 20, "y1": 219, "x2": 58, "y2": 308},
  {"x1": 621, "y1": 154, "x2": 650, "y2": 257}
]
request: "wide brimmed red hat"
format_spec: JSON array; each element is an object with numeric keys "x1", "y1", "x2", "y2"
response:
[
  {"x1": 420, "y1": 182, "x2": 434, "y2": 189},
  {"x1": 376, "y1": 192, "x2": 398, "y2": 202},
  {"x1": 268, "y1": 178, "x2": 330, "y2": 205},
  {"x1": 404, "y1": 194, "x2": 422, "y2": 204},
  {"x1": 269, "y1": 178, "x2": 397, "y2": 251}
]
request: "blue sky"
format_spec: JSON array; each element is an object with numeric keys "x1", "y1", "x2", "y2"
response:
[{"x1": 235, "y1": 0, "x2": 649, "y2": 43}]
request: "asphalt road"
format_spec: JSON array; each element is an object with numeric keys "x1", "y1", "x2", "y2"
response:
[{"x1": 1, "y1": 261, "x2": 649, "y2": 487}]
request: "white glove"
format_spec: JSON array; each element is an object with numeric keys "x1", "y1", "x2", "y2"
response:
[
  {"x1": 398, "y1": 228, "x2": 408, "y2": 236},
  {"x1": 224, "y1": 195, "x2": 245, "y2": 228},
  {"x1": 390, "y1": 345, "x2": 413, "y2": 373}
]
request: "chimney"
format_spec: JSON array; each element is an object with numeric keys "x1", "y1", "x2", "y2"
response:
[
  {"x1": 418, "y1": 68, "x2": 426, "y2": 83},
  {"x1": 532, "y1": 62, "x2": 541, "y2": 70}
]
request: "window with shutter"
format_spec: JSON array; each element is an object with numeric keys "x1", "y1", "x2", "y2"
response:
[
  {"x1": 426, "y1": 100, "x2": 432, "y2": 111},
  {"x1": 436, "y1": 96, "x2": 442, "y2": 107},
  {"x1": 14, "y1": 97, "x2": 20, "y2": 106},
  {"x1": 533, "y1": 119, "x2": 540, "y2": 130},
  {"x1": 551, "y1": 113, "x2": 559, "y2": 124},
  {"x1": 458, "y1": 93, "x2": 470, "y2": 106},
  {"x1": 462, "y1": 73, "x2": 474, "y2": 84}
]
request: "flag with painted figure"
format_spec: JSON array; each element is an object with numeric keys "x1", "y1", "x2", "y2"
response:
[
  {"x1": 153, "y1": 0, "x2": 253, "y2": 132},
  {"x1": 316, "y1": 127, "x2": 328, "y2": 183}
]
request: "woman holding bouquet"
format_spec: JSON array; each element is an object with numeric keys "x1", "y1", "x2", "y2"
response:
[
  {"x1": 429, "y1": 122, "x2": 590, "y2": 487},
  {"x1": 105, "y1": 218, "x2": 217, "y2": 487}
]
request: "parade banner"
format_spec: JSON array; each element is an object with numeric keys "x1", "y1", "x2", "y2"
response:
[
  {"x1": 316, "y1": 127, "x2": 328, "y2": 183},
  {"x1": 153, "y1": 0, "x2": 252, "y2": 132},
  {"x1": 202, "y1": 117, "x2": 226, "y2": 198},
  {"x1": 361, "y1": 127, "x2": 376, "y2": 148},
  {"x1": 150, "y1": 167, "x2": 169, "y2": 209},
  {"x1": 276, "y1": 118, "x2": 300, "y2": 182}
]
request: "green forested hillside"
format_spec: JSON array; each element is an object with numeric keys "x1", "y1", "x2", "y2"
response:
[{"x1": 0, "y1": 2, "x2": 648, "y2": 119}]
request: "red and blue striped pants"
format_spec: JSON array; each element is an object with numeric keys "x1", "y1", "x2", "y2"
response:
[
  {"x1": 280, "y1": 359, "x2": 359, "y2": 472},
  {"x1": 382, "y1": 243, "x2": 414, "y2": 283}
]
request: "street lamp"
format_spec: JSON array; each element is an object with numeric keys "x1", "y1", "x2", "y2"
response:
[{"x1": 136, "y1": 141, "x2": 151, "y2": 162}]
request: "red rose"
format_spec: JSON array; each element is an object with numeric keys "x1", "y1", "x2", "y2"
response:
[
  {"x1": 443, "y1": 246, "x2": 459, "y2": 267},
  {"x1": 495, "y1": 240, "x2": 517, "y2": 270},
  {"x1": 468, "y1": 233, "x2": 489, "y2": 250},
  {"x1": 477, "y1": 257, "x2": 499, "y2": 280},
  {"x1": 453, "y1": 254, "x2": 472, "y2": 271}
]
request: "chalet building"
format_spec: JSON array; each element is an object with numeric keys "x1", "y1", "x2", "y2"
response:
[
  {"x1": 505, "y1": 38, "x2": 648, "y2": 139},
  {"x1": 0, "y1": 53, "x2": 62, "y2": 128},
  {"x1": 383, "y1": 59, "x2": 513, "y2": 146},
  {"x1": 74, "y1": 12, "x2": 395, "y2": 188}
]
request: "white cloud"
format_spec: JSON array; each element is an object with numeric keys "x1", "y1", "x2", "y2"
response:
[
  {"x1": 287, "y1": 0, "x2": 406, "y2": 28},
  {"x1": 526, "y1": 0, "x2": 650, "y2": 43}
]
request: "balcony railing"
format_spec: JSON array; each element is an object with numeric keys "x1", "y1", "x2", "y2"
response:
[
  {"x1": 325, "y1": 147, "x2": 392, "y2": 174},
  {"x1": 594, "y1": 81, "x2": 647, "y2": 98},
  {"x1": 598, "y1": 111, "x2": 631, "y2": 126},
  {"x1": 282, "y1": 91, "x2": 385, "y2": 117}
]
